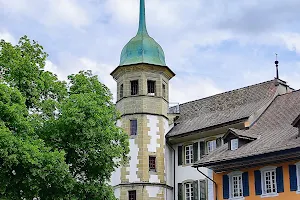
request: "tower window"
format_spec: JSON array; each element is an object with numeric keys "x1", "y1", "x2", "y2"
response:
[
  {"x1": 149, "y1": 156, "x2": 156, "y2": 171},
  {"x1": 128, "y1": 190, "x2": 136, "y2": 200},
  {"x1": 162, "y1": 84, "x2": 166, "y2": 98},
  {"x1": 131, "y1": 80, "x2": 138, "y2": 95},
  {"x1": 130, "y1": 120, "x2": 137, "y2": 136},
  {"x1": 147, "y1": 80, "x2": 155, "y2": 96},
  {"x1": 120, "y1": 84, "x2": 123, "y2": 98}
]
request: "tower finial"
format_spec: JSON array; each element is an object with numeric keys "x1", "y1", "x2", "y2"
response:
[
  {"x1": 275, "y1": 53, "x2": 279, "y2": 79},
  {"x1": 137, "y1": 0, "x2": 148, "y2": 35}
]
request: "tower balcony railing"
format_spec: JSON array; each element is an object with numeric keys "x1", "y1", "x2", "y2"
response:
[{"x1": 168, "y1": 102, "x2": 180, "y2": 114}]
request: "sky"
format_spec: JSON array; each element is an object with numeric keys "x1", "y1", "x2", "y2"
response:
[{"x1": 1, "y1": 0, "x2": 300, "y2": 104}]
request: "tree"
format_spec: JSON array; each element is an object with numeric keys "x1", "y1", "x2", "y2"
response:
[{"x1": 0, "y1": 36, "x2": 129, "y2": 199}]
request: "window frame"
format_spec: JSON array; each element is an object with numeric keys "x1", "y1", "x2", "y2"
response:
[
  {"x1": 228, "y1": 171, "x2": 244, "y2": 199},
  {"x1": 149, "y1": 156, "x2": 156, "y2": 172},
  {"x1": 206, "y1": 140, "x2": 216, "y2": 153},
  {"x1": 130, "y1": 80, "x2": 139, "y2": 95},
  {"x1": 128, "y1": 190, "x2": 136, "y2": 200},
  {"x1": 130, "y1": 119, "x2": 137, "y2": 136},
  {"x1": 184, "y1": 182, "x2": 194, "y2": 200},
  {"x1": 231, "y1": 139, "x2": 239, "y2": 150},
  {"x1": 260, "y1": 166, "x2": 278, "y2": 197},
  {"x1": 184, "y1": 144, "x2": 194, "y2": 165},
  {"x1": 147, "y1": 80, "x2": 156, "y2": 96},
  {"x1": 120, "y1": 84, "x2": 124, "y2": 98}
]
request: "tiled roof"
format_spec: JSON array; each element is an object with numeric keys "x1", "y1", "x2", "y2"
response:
[
  {"x1": 167, "y1": 80, "x2": 278, "y2": 137},
  {"x1": 194, "y1": 90, "x2": 300, "y2": 166}
]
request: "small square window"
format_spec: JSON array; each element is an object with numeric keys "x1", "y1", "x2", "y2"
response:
[
  {"x1": 231, "y1": 139, "x2": 239, "y2": 150},
  {"x1": 128, "y1": 190, "x2": 136, "y2": 200},
  {"x1": 130, "y1": 120, "x2": 137, "y2": 136},
  {"x1": 185, "y1": 145, "x2": 193, "y2": 164},
  {"x1": 149, "y1": 156, "x2": 156, "y2": 171},
  {"x1": 147, "y1": 80, "x2": 155, "y2": 96},
  {"x1": 131, "y1": 80, "x2": 138, "y2": 95}
]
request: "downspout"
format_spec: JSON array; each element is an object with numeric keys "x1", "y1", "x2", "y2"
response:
[
  {"x1": 166, "y1": 140, "x2": 175, "y2": 199},
  {"x1": 196, "y1": 167, "x2": 218, "y2": 200}
]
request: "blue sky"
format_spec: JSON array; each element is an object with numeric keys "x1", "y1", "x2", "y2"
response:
[{"x1": 1, "y1": 0, "x2": 300, "y2": 103}]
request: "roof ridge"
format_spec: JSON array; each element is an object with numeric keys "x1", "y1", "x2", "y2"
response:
[{"x1": 180, "y1": 79, "x2": 275, "y2": 106}]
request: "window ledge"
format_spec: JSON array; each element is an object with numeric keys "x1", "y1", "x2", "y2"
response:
[
  {"x1": 260, "y1": 193, "x2": 278, "y2": 198},
  {"x1": 229, "y1": 197, "x2": 244, "y2": 200}
]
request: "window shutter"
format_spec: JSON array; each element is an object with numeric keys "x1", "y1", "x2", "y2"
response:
[
  {"x1": 289, "y1": 165, "x2": 297, "y2": 191},
  {"x1": 242, "y1": 172, "x2": 250, "y2": 197},
  {"x1": 254, "y1": 170, "x2": 262, "y2": 195},
  {"x1": 216, "y1": 137, "x2": 222, "y2": 148},
  {"x1": 276, "y1": 166, "x2": 284, "y2": 193},
  {"x1": 178, "y1": 146, "x2": 183, "y2": 166},
  {"x1": 199, "y1": 179, "x2": 207, "y2": 200},
  {"x1": 193, "y1": 142, "x2": 199, "y2": 162},
  {"x1": 178, "y1": 183, "x2": 183, "y2": 200},
  {"x1": 199, "y1": 141, "x2": 205, "y2": 159},
  {"x1": 222, "y1": 175, "x2": 229, "y2": 199},
  {"x1": 193, "y1": 180, "x2": 199, "y2": 200}
]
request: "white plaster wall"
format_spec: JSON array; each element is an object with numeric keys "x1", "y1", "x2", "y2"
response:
[
  {"x1": 111, "y1": 166, "x2": 121, "y2": 186},
  {"x1": 126, "y1": 138, "x2": 140, "y2": 182},
  {"x1": 114, "y1": 188, "x2": 120, "y2": 199},
  {"x1": 207, "y1": 169, "x2": 214, "y2": 200},
  {"x1": 147, "y1": 115, "x2": 159, "y2": 153},
  {"x1": 165, "y1": 144, "x2": 173, "y2": 186},
  {"x1": 149, "y1": 174, "x2": 159, "y2": 182},
  {"x1": 166, "y1": 188, "x2": 173, "y2": 200},
  {"x1": 146, "y1": 186, "x2": 160, "y2": 197}
]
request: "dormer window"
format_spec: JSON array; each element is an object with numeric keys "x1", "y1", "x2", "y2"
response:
[
  {"x1": 147, "y1": 80, "x2": 155, "y2": 96},
  {"x1": 231, "y1": 139, "x2": 239, "y2": 150}
]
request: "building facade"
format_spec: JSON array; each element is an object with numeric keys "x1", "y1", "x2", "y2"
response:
[{"x1": 109, "y1": 1, "x2": 297, "y2": 200}]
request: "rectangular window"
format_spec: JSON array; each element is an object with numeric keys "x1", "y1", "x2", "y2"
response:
[
  {"x1": 231, "y1": 139, "x2": 239, "y2": 150},
  {"x1": 231, "y1": 175, "x2": 243, "y2": 198},
  {"x1": 130, "y1": 120, "x2": 137, "y2": 136},
  {"x1": 185, "y1": 145, "x2": 193, "y2": 164},
  {"x1": 206, "y1": 140, "x2": 216, "y2": 153},
  {"x1": 149, "y1": 156, "x2": 156, "y2": 171},
  {"x1": 200, "y1": 180, "x2": 207, "y2": 200},
  {"x1": 263, "y1": 170, "x2": 277, "y2": 194},
  {"x1": 131, "y1": 80, "x2": 138, "y2": 95},
  {"x1": 162, "y1": 84, "x2": 166, "y2": 98},
  {"x1": 147, "y1": 80, "x2": 155, "y2": 96},
  {"x1": 128, "y1": 190, "x2": 136, "y2": 200},
  {"x1": 185, "y1": 182, "x2": 194, "y2": 200},
  {"x1": 120, "y1": 84, "x2": 124, "y2": 98}
]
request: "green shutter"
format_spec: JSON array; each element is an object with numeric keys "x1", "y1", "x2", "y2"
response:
[
  {"x1": 178, "y1": 183, "x2": 183, "y2": 200},
  {"x1": 193, "y1": 180, "x2": 199, "y2": 200},
  {"x1": 199, "y1": 179, "x2": 207, "y2": 200},
  {"x1": 199, "y1": 141, "x2": 205, "y2": 159},
  {"x1": 193, "y1": 142, "x2": 199, "y2": 162},
  {"x1": 178, "y1": 145, "x2": 183, "y2": 165}
]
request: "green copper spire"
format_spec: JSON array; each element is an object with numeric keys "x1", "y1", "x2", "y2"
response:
[
  {"x1": 137, "y1": 0, "x2": 148, "y2": 35},
  {"x1": 119, "y1": 0, "x2": 166, "y2": 66}
]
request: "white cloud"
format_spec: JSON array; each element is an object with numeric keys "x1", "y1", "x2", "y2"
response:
[
  {"x1": 276, "y1": 32, "x2": 300, "y2": 54},
  {"x1": 0, "y1": 0, "x2": 90, "y2": 28},
  {"x1": 169, "y1": 75, "x2": 223, "y2": 104},
  {"x1": 0, "y1": 31, "x2": 16, "y2": 44}
]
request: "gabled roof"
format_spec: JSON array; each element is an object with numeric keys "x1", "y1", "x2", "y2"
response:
[
  {"x1": 167, "y1": 80, "x2": 279, "y2": 137},
  {"x1": 194, "y1": 90, "x2": 300, "y2": 169},
  {"x1": 223, "y1": 128, "x2": 258, "y2": 142}
]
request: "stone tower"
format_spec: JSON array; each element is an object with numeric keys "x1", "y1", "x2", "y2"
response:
[{"x1": 110, "y1": 0, "x2": 175, "y2": 199}]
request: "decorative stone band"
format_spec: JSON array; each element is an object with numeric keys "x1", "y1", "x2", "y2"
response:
[
  {"x1": 120, "y1": 113, "x2": 169, "y2": 121},
  {"x1": 114, "y1": 182, "x2": 173, "y2": 190}
]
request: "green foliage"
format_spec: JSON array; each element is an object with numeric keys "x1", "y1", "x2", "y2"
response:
[{"x1": 0, "y1": 37, "x2": 129, "y2": 199}]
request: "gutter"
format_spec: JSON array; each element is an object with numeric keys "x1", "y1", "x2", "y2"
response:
[
  {"x1": 166, "y1": 140, "x2": 176, "y2": 199},
  {"x1": 196, "y1": 167, "x2": 218, "y2": 200}
]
